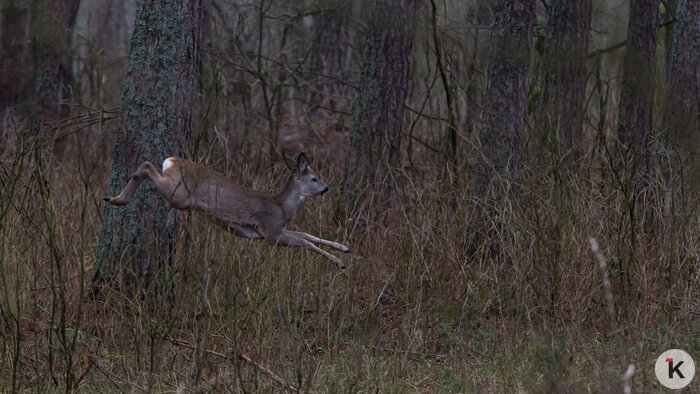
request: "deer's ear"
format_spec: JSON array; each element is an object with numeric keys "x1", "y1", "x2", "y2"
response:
[
  {"x1": 297, "y1": 152, "x2": 308, "y2": 173},
  {"x1": 283, "y1": 153, "x2": 296, "y2": 171}
]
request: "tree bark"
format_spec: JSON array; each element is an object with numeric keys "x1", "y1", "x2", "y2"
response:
[
  {"x1": 617, "y1": 0, "x2": 660, "y2": 178},
  {"x1": 662, "y1": 0, "x2": 699, "y2": 169},
  {"x1": 0, "y1": 0, "x2": 29, "y2": 113},
  {"x1": 31, "y1": 0, "x2": 81, "y2": 124},
  {"x1": 28, "y1": 0, "x2": 81, "y2": 158},
  {"x1": 342, "y1": 0, "x2": 419, "y2": 216},
  {"x1": 309, "y1": 0, "x2": 349, "y2": 115},
  {"x1": 663, "y1": 0, "x2": 678, "y2": 79},
  {"x1": 474, "y1": 0, "x2": 534, "y2": 197},
  {"x1": 94, "y1": 0, "x2": 206, "y2": 289},
  {"x1": 537, "y1": 0, "x2": 591, "y2": 163}
]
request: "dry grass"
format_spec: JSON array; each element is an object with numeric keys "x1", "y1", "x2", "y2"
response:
[{"x1": 0, "y1": 124, "x2": 698, "y2": 393}]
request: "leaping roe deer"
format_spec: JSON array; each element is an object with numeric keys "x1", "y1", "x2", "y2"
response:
[{"x1": 104, "y1": 153, "x2": 351, "y2": 269}]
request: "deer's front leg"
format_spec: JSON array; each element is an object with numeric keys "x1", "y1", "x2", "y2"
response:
[
  {"x1": 291, "y1": 231, "x2": 352, "y2": 253},
  {"x1": 267, "y1": 230, "x2": 346, "y2": 269}
]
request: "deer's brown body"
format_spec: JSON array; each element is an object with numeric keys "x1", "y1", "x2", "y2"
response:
[{"x1": 104, "y1": 153, "x2": 351, "y2": 268}]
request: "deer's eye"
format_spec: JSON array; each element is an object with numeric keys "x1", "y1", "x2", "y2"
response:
[{"x1": 312, "y1": 177, "x2": 318, "y2": 182}]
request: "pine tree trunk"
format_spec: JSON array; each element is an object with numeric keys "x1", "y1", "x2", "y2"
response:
[
  {"x1": 662, "y1": 0, "x2": 699, "y2": 164},
  {"x1": 31, "y1": 0, "x2": 81, "y2": 124},
  {"x1": 474, "y1": 0, "x2": 534, "y2": 197},
  {"x1": 309, "y1": 1, "x2": 349, "y2": 115},
  {"x1": 0, "y1": 0, "x2": 29, "y2": 113},
  {"x1": 617, "y1": 0, "x2": 660, "y2": 177},
  {"x1": 537, "y1": 0, "x2": 591, "y2": 163},
  {"x1": 342, "y1": 0, "x2": 419, "y2": 217},
  {"x1": 30, "y1": 0, "x2": 81, "y2": 156},
  {"x1": 94, "y1": 0, "x2": 205, "y2": 290},
  {"x1": 663, "y1": 0, "x2": 678, "y2": 79}
]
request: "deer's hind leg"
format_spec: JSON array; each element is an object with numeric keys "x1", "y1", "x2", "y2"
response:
[{"x1": 104, "y1": 161, "x2": 169, "y2": 206}]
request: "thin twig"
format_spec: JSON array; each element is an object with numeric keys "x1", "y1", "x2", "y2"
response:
[
  {"x1": 587, "y1": 40, "x2": 626, "y2": 58},
  {"x1": 171, "y1": 338, "x2": 298, "y2": 392},
  {"x1": 588, "y1": 16, "x2": 673, "y2": 59},
  {"x1": 429, "y1": 0, "x2": 457, "y2": 161}
]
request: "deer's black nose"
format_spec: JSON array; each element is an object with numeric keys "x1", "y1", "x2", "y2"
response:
[{"x1": 321, "y1": 187, "x2": 329, "y2": 194}]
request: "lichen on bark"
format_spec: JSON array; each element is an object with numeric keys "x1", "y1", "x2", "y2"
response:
[
  {"x1": 474, "y1": 0, "x2": 535, "y2": 198},
  {"x1": 342, "y1": 0, "x2": 419, "y2": 219},
  {"x1": 94, "y1": 0, "x2": 205, "y2": 290}
]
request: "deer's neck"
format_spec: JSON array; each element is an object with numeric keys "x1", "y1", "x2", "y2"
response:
[{"x1": 276, "y1": 177, "x2": 305, "y2": 222}]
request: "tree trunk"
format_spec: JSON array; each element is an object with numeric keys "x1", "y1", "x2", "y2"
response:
[
  {"x1": 537, "y1": 0, "x2": 591, "y2": 163},
  {"x1": 342, "y1": 0, "x2": 419, "y2": 217},
  {"x1": 94, "y1": 0, "x2": 205, "y2": 290},
  {"x1": 0, "y1": 0, "x2": 29, "y2": 113},
  {"x1": 0, "y1": 0, "x2": 29, "y2": 154},
  {"x1": 29, "y1": 0, "x2": 81, "y2": 157},
  {"x1": 31, "y1": 0, "x2": 81, "y2": 123},
  {"x1": 309, "y1": 1, "x2": 349, "y2": 116},
  {"x1": 661, "y1": 0, "x2": 699, "y2": 178},
  {"x1": 663, "y1": 0, "x2": 678, "y2": 79},
  {"x1": 473, "y1": 0, "x2": 534, "y2": 197},
  {"x1": 617, "y1": 0, "x2": 660, "y2": 178}
]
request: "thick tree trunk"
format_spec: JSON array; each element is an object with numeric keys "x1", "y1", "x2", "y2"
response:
[
  {"x1": 617, "y1": 0, "x2": 660, "y2": 178},
  {"x1": 662, "y1": 0, "x2": 699, "y2": 175},
  {"x1": 94, "y1": 0, "x2": 205, "y2": 289},
  {"x1": 0, "y1": 0, "x2": 29, "y2": 154},
  {"x1": 0, "y1": 0, "x2": 29, "y2": 113},
  {"x1": 31, "y1": 0, "x2": 81, "y2": 124},
  {"x1": 663, "y1": 0, "x2": 678, "y2": 79},
  {"x1": 473, "y1": 0, "x2": 534, "y2": 197},
  {"x1": 342, "y1": 0, "x2": 419, "y2": 216},
  {"x1": 537, "y1": 0, "x2": 591, "y2": 163},
  {"x1": 30, "y1": 0, "x2": 81, "y2": 157},
  {"x1": 309, "y1": 1, "x2": 349, "y2": 115}
]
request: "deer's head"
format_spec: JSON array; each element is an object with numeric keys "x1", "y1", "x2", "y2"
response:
[{"x1": 285, "y1": 153, "x2": 328, "y2": 196}]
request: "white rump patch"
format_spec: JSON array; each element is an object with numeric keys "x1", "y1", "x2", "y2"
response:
[{"x1": 162, "y1": 157, "x2": 175, "y2": 173}]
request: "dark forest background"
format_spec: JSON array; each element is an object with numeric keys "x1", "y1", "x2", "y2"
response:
[{"x1": 0, "y1": 0, "x2": 698, "y2": 391}]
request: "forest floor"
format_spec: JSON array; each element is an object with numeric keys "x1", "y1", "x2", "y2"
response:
[{"x1": 0, "y1": 140, "x2": 698, "y2": 392}]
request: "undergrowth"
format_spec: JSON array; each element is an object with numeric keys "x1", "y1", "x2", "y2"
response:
[{"x1": 0, "y1": 126, "x2": 698, "y2": 392}]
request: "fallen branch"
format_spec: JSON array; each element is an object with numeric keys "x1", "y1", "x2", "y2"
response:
[
  {"x1": 238, "y1": 353, "x2": 298, "y2": 392},
  {"x1": 90, "y1": 357, "x2": 126, "y2": 394},
  {"x1": 171, "y1": 338, "x2": 298, "y2": 392}
]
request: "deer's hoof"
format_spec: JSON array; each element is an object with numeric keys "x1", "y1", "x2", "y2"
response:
[
  {"x1": 104, "y1": 197, "x2": 126, "y2": 206},
  {"x1": 344, "y1": 248, "x2": 352, "y2": 254}
]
